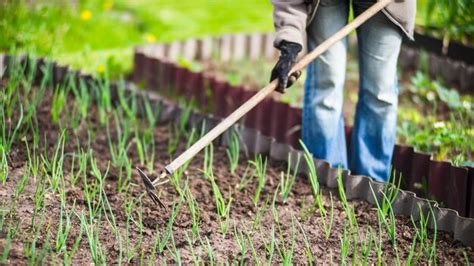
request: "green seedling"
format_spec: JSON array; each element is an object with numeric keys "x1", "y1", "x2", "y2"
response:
[
  {"x1": 279, "y1": 153, "x2": 301, "y2": 203},
  {"x1": 300, "y1": 140, "x2": 320, "y2": 199},
  {"x1": 245, "y1": 228, "x2": 261, "y2": 265},
  {"x1": 411, "y1": 203, "x2": 438, "y2": 262},
  {"x1": 51, "y1": 85, "x2": 67, "y2": 125},
  {"x1": 23, "y1": 133, "x2": 39, "y2": 180},
  {"x1": 167, "y1": 106, "x2": 192, "y2": 155},
  {"x1": 134, "y1": 123, "x2": 156, "y2": 173},
  {"x1": 226, "y1": 131, "x2": 240, "y2": 175},
  {"x1": 297, "y1": 219, "x2": 314, "y2": 265},
  {"x1": 1, "y1": 102, "x2": 23, "y2": 156},
  {"x1": 340, "y1": 223, "x2": 351, "y2": 265},
  {"x1": 143, "y1": 97, "x2": 161, "y2": 137},
  {"x1": 184, "y1": 231, "x2": 200, "y2": 265},
  {"x1": 233, "y1": 223, "x2": 248, "y2": 264},
  {"x1": 40, "y1": 129, "x2": 66, "y2": 191},
  {"x1": 107, "y1": 110, "x2": 132, "y2": 168},
  {"x1": 70, "y1": 78, "x2": 91, "y2": 122},
  {"x1": 0, "y1": 146, "x2": 9, "y2": 185},
  {"x1": 249, "y1": 155, "x2": 267, "y2": 206},
  {"x1": 336, "y1": 169, "x2": 358, "y2": 233},
  {"x1": 0, "y1": 222, "x2": 19, "y2": 263},
  {"x1": 154, "y1": 202, "x2": 182, "y2": 254},
  {"x1": 184, "y1": 181, "x2": 200, "y2": 238},
  {"x1": 369, "y1": 183, "x2": 397, "y2": 245},
  {"x1": 168, "y1": 233, "x2": 182, "y2": 265},
  {"x1": 360, "y1": 227, "x2": 374, "y2": 265},
  {"x1": 77, "y1": 211, "x2": 106, "y2": 265},
  {"x1": 55, "y1": 201, "x2": 75, "y2": 254},
  {"x1": 204, "y1": 167, "x2": 233, "y2": 235},
  {"x1": 259, "y1": 225, "x2": 276, "y2": 264},
  {"x1": 236, "y1": 163, "x2": 252, "y2": 191},
  {"x1": 202, "y1": 142, "x2": 214, "y2": 178},
  {"x1": 252, "y1": 196, "x2": 269, "y2": 230}
]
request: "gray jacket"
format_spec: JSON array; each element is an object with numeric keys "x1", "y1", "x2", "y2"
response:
[{"x1": 272, "y1": 0, "x2": 416, "y2": 47}]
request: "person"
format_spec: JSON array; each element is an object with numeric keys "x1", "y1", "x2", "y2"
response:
[{"x1": 270, "y1": 0, "x2": 416, "y2": 182}]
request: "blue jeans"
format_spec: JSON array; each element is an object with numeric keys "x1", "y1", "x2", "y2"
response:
[{"x1": 302, "y1": 0, "x2": 402, "y2": 182}]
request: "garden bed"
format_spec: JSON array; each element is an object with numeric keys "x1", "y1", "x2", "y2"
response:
[{"x1": 1, "y1": 57, "x2": 473, "y2": 264}]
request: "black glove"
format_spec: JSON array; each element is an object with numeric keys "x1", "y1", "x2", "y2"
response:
[{"x1": 270, "y1": 40, "x2": 303, "y2": 93}]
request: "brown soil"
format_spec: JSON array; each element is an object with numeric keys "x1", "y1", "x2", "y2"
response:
[{"x1": 0, "y1": 84, "x2": 472, "y2": 264}]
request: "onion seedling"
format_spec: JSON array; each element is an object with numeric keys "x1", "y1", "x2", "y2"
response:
[
  {"x1": 339, "y1": 223, "x2": 351, "y2": 265},
  {"x1": 369, "y1": 184, "x2": 397, "y2": 245},
  {"x1": 411, "y1": 203, "x2": 438, "y2": 262},
  {"x1": 154, "y1": 202, "x2": 182, "y2": 254},
  {"x1": 134, "y1": 123, "x2": 156, "y2": 173},
  {"x1": 252, "y1": 196, "x2": 269, "y2": 230},
  {"x1": 300, "y1": 140, "x2": 320, "y2": 199},
  {"x1": 236, "y1": 163, "x2": 252, "y2": 191},
  {"x1": 1, "y1": 102, "x2": 23, "y2": 156},
  {"x1": 23, "y1": 133, "x2": 39, "y2": 180},
  {"x1": 184, "y1": 181, "x2": 200, "y2": 238},
  {"x1": 279, "y1": 153, "x2": 301, "y2": 203},
  {"x1": 249, "y1": 155, "x2": 267, "y2": 206},
  {"x1": 259, "y1": 225, "x2": 276, "y2": 263},
  {"x1": 296, "y1": 219, "x2": 314, "y2": 265},
  {"x1": 233, "y1": 223, "x2": 248, "y2": 264},
  {"x1": 360, "y1": 227, "x2": 374, "y2": 265},
  {"x1": 226, "y1": 131, "x2": 240, "y2": 175},
  {"x1": 51, "y1": 85, "x2": 67, "y2": 125},
  {"x1": 245, "y1": 228, "x2": 261, "y2": 265},
  {"x1": 336, "y1": 169, "x2": 358, "y2": 233},
  {"x1": 204, "y1": 168, "x2": 233, "y2": 235},
  {"x1": 77, "y1": 211, "x2": 107, "y2": 265},
  {"x1": 40, "y1": 129, "x2": 66, "y2": 191}
]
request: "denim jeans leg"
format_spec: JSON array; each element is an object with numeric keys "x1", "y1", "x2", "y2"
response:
[
  {"x1": 349, "y1": 3, "x2": 402, "y2": 181},
  {"x1": 302, "y1": 0, "x2": 349, "y2": 169}
]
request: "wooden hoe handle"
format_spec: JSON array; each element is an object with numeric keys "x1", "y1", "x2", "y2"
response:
[{"x1": 161, "y1": 0, "x2": 393, "y2": 178}]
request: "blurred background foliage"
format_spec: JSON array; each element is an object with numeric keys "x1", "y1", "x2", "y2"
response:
[
  {"x1": 1, "y1": 0, "x2": 273, "y2": 76},
  {"x1": 2, "y1": 0, "x2": 472, "y2": 77}
]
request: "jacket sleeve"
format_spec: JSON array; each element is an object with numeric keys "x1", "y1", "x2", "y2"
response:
[{"x1": 271, "y1": 0, "x2": 309, "y2": 48}]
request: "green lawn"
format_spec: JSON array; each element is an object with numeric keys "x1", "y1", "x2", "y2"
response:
[{"x1": 1, "y1": 0, "x2": 273, "y2": 76}]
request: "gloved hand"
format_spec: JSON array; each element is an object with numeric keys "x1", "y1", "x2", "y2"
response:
[{"x1": 270, "y1": 40, "x2": 303, "y2": 93}]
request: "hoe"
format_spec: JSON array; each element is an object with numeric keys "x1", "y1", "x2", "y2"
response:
[{"x1": 138, "y1": 0, "x2": 394, "y2": 208}]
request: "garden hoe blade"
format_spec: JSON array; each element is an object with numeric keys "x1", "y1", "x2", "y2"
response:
[
  {"x1": 139, "y1": 0, "x2": 393, "y2": 207},
  {"x1": 137, "y1": 167, "x2": 167, "y2": 209}
]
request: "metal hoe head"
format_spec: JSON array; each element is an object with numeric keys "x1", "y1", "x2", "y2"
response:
[{"x1": 137, "y1": 167, "x2": 169, "y2": 209}]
